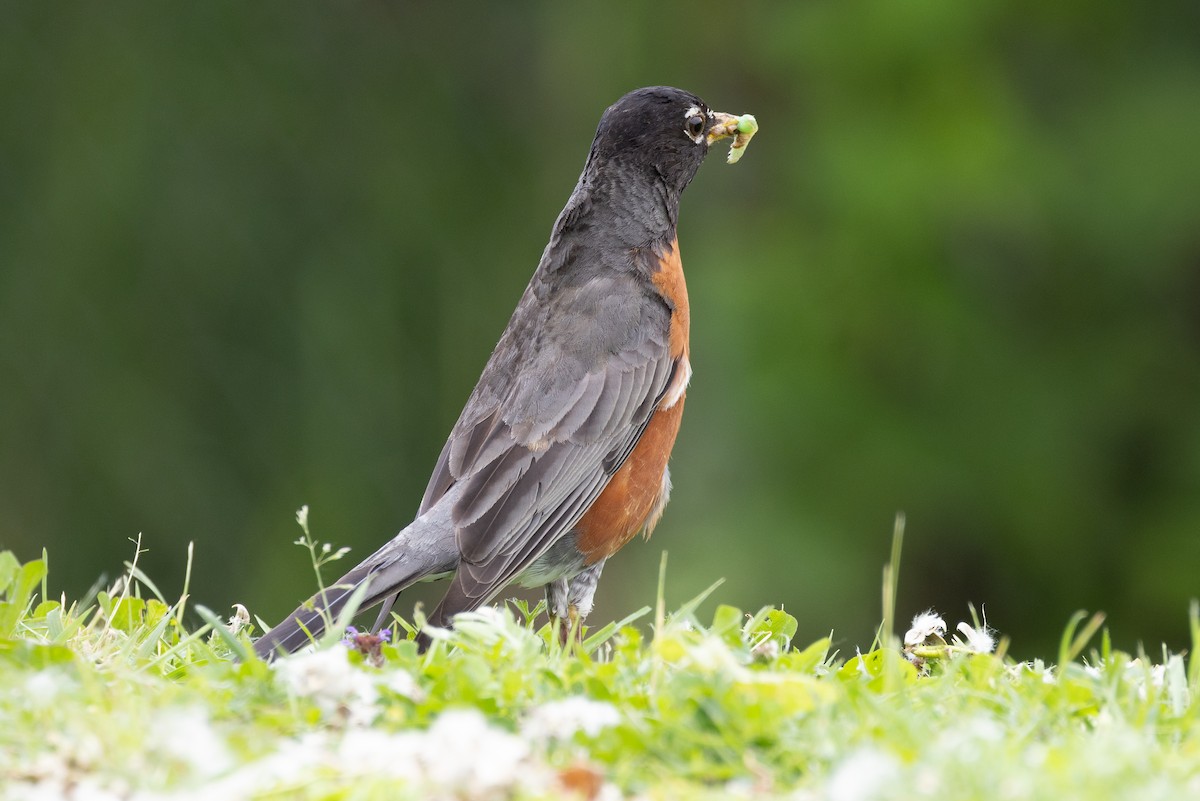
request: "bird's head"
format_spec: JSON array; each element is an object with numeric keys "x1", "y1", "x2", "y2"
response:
[{"x1": 586, "y1": 86, "x2": 757, "y2": 196}]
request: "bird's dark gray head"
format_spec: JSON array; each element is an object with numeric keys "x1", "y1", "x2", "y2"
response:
[
  {"x1": 551, "y1": 87, "x2": 754, "y2": 247},
  {"x1": 586, "y1": 86, "x2": 739, "y2": 196}
]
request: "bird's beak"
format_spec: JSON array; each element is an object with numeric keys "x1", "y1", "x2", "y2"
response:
[
  {"x1": 706, "y1": 112, "x2": 741, "y2": 145},
  {"x1": 707, "y1": 111, "x2": 759, "y2": 164}
]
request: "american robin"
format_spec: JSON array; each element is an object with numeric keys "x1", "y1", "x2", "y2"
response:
[{"x1": 255, "y1": 86, "x2": 757, "y2": 657}]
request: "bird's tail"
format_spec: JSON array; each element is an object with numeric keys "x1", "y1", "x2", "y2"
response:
[{"x1": 253, "y1": 498, "x2": 459, "y2": 660}]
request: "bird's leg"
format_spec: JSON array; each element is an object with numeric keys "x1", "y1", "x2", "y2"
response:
[
  {"x1": 561, "y1": 558, "x2": 607, "y2": 649},
  {"x1": 545, "y1": 578, "x2": 571, "y2": 646},
  {"x1": 562, "y1": 603, "x2": 582, "y2": 647}
]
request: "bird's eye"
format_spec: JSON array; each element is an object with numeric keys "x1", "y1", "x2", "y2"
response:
[{"x1": 685, "y1": 114, "x2": 706, "y2": 140}]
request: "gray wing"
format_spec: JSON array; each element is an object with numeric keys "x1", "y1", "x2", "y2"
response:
[{"x1": 417, "y1": 271, "x2": 678, "y2": 617}]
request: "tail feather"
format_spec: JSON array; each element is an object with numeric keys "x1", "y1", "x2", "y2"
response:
[
  {"x1": 252, "y1": 560, "x2": 381, "y2": 658},
  {"x1": 253, "y1": 495, "x2": 460, "y2": 660}
]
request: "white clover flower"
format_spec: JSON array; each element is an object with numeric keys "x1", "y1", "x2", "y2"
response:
[
  {"x1": 378, "y1": 666, "x2": 424, "y2": 701},
  {"x1": 826, "y1": 747, "x2": 902, "y2": 801},
  {"x1": 931, "y1": 715, "x2": 1005, "y2": 764},
  {"x1": 722, "y1": 777, "x2": 756, "y2": 797},
  {"x1": 22, "y1": 670, "x2": 68, "y2": 709},
  {"x1": 1124, "y1": 658, "x2": 1168, "y2": 701},
  {"x1": 419, "y1": 621, "x2": 454, "y2": 643},
  {"x1": 953, "y1": 621, "x2": 996, "y2": 654},
  {"x1": 449, "y1": 607, "x2": 512, "y2": 641},
  {"x1": 171, "y1": 732, "x2": 332, "y2": 799},
  {"x1": 449, "y1": 606, "x2": 544, "y2": 656},
  {"x1": 904, "y1": 610, "x2": 947, "y2": 646},
  {"x1": 463, "y1": 605, "x2": 510, "y2": 625},
  {"x1": 150, "y1": 706, "x2": 232, "y2": 777},
  {"x1": 7, "y1": 734, "x2": 112, "y2": 801},
  {"x1": 1009, "y1": 661, "x2": 1056, "y2": 684},
  {"x1": 750, "y1": 637, "x2": 781, "y2": 662},
  {"x1": 26, "y1": 776, "x2": 127, "y2": 801},
  {"x1": 336, "y1": 729, "x2": 422, "y2": 778},
  {"x1": 912, "y1": 764, "x2": 943, "y2": 795},
  {"x1": 151, "y1": 707, "x2": 549, "y2": 798},
  {"x1": 521, "y1": 697, "x2": 621, "y2": 742},
  {"x1": 687, "y1": 635, "x2": 744, "y2": 674},
  {"x1": 1150, "y1": 662, "x2": 1168, "y2": 687},
  {"x1": 274, "y1": 645, "x2": 379, "y2": 726},
  {"x1": 419, "y1": 709, "x2": 535, "y2": 795},
  {"x1": 1125, "y1": 658, "x2": 1165, "y2": 685},
  {"x1": 594, "y1": 782, "x2": 625, "y2": 801},
  {"x1": 215, "y1": 710, "x2": 546, "y2": 797}
]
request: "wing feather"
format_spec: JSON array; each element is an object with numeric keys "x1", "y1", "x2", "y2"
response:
[{"x1": 417, "y1": 268, "x2": 679, "y2": 614}]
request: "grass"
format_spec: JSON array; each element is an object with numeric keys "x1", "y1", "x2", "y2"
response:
[{"x1": 2, "y1": 524, "x2": 1199, "y2": 800}]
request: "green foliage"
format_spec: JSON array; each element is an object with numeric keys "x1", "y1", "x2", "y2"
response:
[
  {"x1": 0, "y1": 552, "x2": 47, "y2": 638},
  {"x1": 3, "y1": 549, "x2": 1200, "y2": 799}
]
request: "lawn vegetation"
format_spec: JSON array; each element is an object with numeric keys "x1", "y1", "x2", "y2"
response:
[{"x1": 2, "y1": 529, "x2": 1198, "y2": 800}]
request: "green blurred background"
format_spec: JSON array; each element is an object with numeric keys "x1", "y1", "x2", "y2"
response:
[{"x1": 3, "y1": 2, "x2": 1198, "y2": 658}]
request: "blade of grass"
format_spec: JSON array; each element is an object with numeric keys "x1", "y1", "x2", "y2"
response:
[
  {"x1": 103, "y1": 534, "x2": 145, "y2": 641},
  {"x1": 654, "y1": 551, "x2": 668, "y2": 638},
  {"x1": 125, "y1": 563, "x2": 167, "y2": 604},
  {"x1": 135, "y1": 612, "x2": 176, "y2": 661},
  {"x1": 1058, "y1": 610, "x2": 1106, "y2": 666},
  {"x1": 40, "y1": 547, "x2": 49, "y2": 610},
  {"x1": 142, "y1": 622, "x2": 217, "y2": 673},
  {"x1": 878, "y1": 514, "x2": 907, "y2": 693},
  {"x1": 1187, "y1": 599, "x2": 1200, "y2": 694},
  {"x1": 881, "y1": 512, "x2": 905, "y2": 652},
  {"x1": 582, "y1": 605, "x2": 652, "y2": 654},
  {"x1": 175, "y1": 541, "x2": 194, "y2": 626},
  {"x1": 672, "y1": 577, "x2": 726, "y2": 624}
]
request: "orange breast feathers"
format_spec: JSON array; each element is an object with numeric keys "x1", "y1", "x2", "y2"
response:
[
  {"x1": 574, "y1": 239, "x2": 691, "y2": 563},
  {"x1": 654, "y1": 238, "x2": 690, "y2": 364}
]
